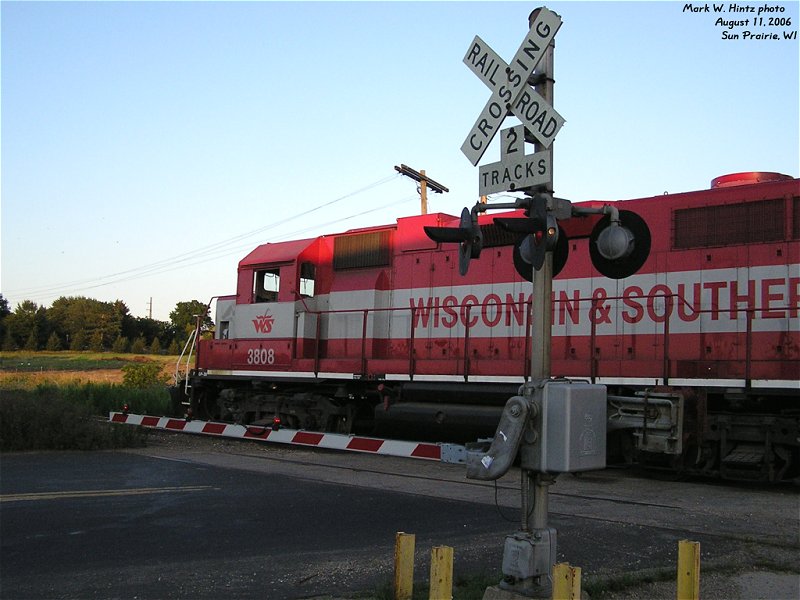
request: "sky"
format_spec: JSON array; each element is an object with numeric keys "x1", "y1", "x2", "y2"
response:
[{"x1": 2, "y1": 1, "x2": 798, "y2": 322}]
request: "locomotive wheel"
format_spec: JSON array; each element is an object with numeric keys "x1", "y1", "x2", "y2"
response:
[{"x1": 195, "y1": 389, "x2": 220, "y2": 422}]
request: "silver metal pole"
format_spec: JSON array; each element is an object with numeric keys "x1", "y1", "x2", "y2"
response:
[
  {"x1": 527, "y1": 41, "x2": 554, "y2": 537},
  {"x1": 522, "y1": 14, "x2": 557, "y2": 597}
]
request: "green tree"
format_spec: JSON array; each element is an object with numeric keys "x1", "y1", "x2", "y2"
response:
[
  {"x1": 111, "y1": 335, "x2": 129, "y2": 353},
  {"x1": 170, "y1": 300, "x2": 212, "y2": 341},
  {"x1": 48, "y1": 296, "x2": 126, "y2": 352},
  {"x1": 149, "y1": 337, "x2": 162, "y2": 355},
  {"x1": 127, "y1": 317, "x2": 172, "y2": 350},
  {"x1": 130, "y1": 336, "x2": 147, "y2": 354},
  {"x1": 46, "y1": 331, "x2": 63, "y2": 351},
  {"x1": 0, "y1": 295, "x2": 11, "y2": 319},
  {"x1": 0, "y1": 294, "x2": 11, "y2": 344},
  {"x1": 24, "y1": 327, "x2": 40, "y2": 351},
  {"x1": 70, "y1": 330, "x2": 87, "y2": 351},
  {"x1": 89, "y1": 330, "x2": 104, "y2": 352},
  {"x1": 2, "y1": 329, "x2": 16, "y2": 351},
  {"x1": 5, "y1": 301, "x2": 48, "y2": 350},
  {"x1": 167, "y1": 339, "x2": 181, "y2": 355}
]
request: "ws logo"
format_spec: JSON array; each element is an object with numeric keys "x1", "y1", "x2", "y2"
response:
[{"x1": 252, "y1": 311, "x2": 276, "y2": 334}]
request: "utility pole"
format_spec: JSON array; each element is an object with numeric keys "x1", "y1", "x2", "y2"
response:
[
  {"x1": 147, "y1": 297, "x2": 153, "y2": 319},
  {"x1": 394, "y1": 164, "x2": 449, "y2": 215}
]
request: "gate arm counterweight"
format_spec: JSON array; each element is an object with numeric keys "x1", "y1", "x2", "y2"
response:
[{"x1": 466, "y1": 395, "x2": 530, "y2": 480}]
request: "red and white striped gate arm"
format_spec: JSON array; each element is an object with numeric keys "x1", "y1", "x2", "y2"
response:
[{"x1": 109, "y1": 413, "x2": 465, "y2": 463}]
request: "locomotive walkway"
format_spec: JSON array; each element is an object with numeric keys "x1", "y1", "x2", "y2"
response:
[{"x1": 1, "y1": 431, "x2": 797, "y2": 599}]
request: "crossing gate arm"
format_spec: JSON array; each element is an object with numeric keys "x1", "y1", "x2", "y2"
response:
[{"x1": 109, "y1": 413, "x2": 466, "y2": 464}]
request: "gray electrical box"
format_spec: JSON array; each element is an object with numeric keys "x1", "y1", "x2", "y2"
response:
[{"x1": 521, "y1": 380, "x2": 606, "y2": 473}]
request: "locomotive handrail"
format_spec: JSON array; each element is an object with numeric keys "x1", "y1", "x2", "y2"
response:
[
  {"x1": 299, "y1": 301, "x2": 533, "y2": 380},
  {"x1": 463, "y1": 304, "x2": 472, "y2": 381},
  {"x1": 291, "y1": 293, "x2": 795, "y2": 384},
  {"x1": 313, "y1": 311, "x2": 322, "y2": 376},
  {"x1": 175, "y1": 327, "x2": 197, "y2": 391},
  {"x1": 361, "y1": 309, "x2": 369, "y2": 376},
  {"x1": 664, "y1": 307, "x2": 671, "y2": 385},
  {"x1": 746, "y1": 311, "x2": 753, "y2": 386},
  {"x1": 409, "y1": 305, "x2": 417, "y2": 379},
  {"x1": 175, "y1": 297, "x2": 217, "y2": 392},
  {"x1": 582, "y1": 292, "x2": 795, "y2": 386}
]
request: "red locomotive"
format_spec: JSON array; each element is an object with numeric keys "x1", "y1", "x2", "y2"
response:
[{"x1": 185, "y1": 171, "x2": 799, "y2": 482}]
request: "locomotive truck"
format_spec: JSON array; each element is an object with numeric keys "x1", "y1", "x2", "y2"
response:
[{"x1": 180, "y1": 171, "x2": 799, "y2": 482}]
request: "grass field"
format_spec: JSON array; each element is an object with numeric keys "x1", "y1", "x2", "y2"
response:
[
  {"x1": 0, "y1": 351, "x2": 182, "y2": 388},
  {"x1": 0, "y1": 351, "x2": 181, "y2": 451}
]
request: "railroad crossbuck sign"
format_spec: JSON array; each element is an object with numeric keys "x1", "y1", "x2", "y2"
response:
[{"x1": 461, "y1": 8, "x2": 564, "y2": 193}]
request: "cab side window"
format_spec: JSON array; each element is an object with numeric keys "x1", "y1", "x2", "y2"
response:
[
  {"x1": 299, "y1": 262, "x2": 315, "y2": 298},
  {"x1": 253, "y1": 268, "x2": 280, "y2": 303}
]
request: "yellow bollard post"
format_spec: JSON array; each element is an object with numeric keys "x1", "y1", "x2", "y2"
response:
[
  {"x1": 429, "y1": 545, "x2": 454, "y2": 600},
  {"x1": 677, "y1": 539, "x2": 701, "y2": 600},
  {"x1": 552, "y1": 562, "x2": 582, "y2": 600},
  {"x1": 394, "y1": 532, "x2": 415, "y2": 600}
]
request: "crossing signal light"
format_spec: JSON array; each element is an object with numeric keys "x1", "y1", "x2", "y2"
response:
[
  {"x1": 423, "y1": 199, "x2": 649, "y2": 282},
  {"x1": 424, "y1": 207, "x2": 484, "y2": 275},
  {"x1": 511, "y1": 221, "x2": 569, "y2": 281},
  {"x1": 495, "y1": 194, "x2": 569, "y2": 280},
  {"x1": 589, "y1": 209, "x2": 651, "y2": 279}
]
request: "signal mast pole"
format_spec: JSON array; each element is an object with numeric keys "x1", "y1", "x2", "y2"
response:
[
  {"x1": 522, "y1": 29, "x2": 557, "y2": 596},
  {"x1": 528, "y1": 19, "x2": 555, "y2": 380}
]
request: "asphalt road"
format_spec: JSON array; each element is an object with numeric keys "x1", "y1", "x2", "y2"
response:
[
  {"x1": 1, "y1": 435, "x2": 798, "y2": 599},
  {"x1": 2, "y1": 451, "x2": 501, "y2": 599}
]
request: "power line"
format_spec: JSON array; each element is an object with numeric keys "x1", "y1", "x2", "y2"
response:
[
  {"x1": 5, "y1": 179, "x2": 414, "y2": 302},
  {"x1": 11, "y1": 174, "x2": 400, "y2": 296},
  {"x1": 50, "y1": 194, "x2": 417, "y2": 294}
]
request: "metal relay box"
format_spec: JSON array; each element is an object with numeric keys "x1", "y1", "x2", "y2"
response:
[{"x1": 521, "y1": 380, "x2": 607, "y2": 473}]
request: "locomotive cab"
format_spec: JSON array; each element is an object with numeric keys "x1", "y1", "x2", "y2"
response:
[{"x1": 192, "y1": 237, "x2": 343, "y2": 425}]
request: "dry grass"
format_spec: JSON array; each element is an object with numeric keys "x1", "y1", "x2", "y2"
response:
[
  {"x1": 0, "y1": 352, "x2": 181, "y2": 390},
  {"x1": 0, "y1": 369, "x2": 125, "y2": 388}
]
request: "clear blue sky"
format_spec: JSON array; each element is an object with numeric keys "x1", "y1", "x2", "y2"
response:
[{"x1": 2, "y1": 1, "x2": 798, "y2": 321}]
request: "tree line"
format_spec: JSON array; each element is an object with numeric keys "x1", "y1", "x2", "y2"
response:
[{"x1": 0, "y1": 294, "x2": 213, "y2": 355}]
